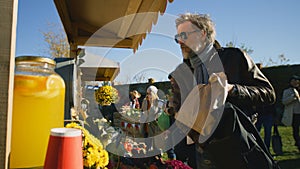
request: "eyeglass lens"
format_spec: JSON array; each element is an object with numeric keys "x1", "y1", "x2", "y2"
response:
[
  {"x1": 174, "y1": 30, "x2": 200, "y2": 43},
  {"x1": 175, "y1": 32, "x2": 187, "y2": 43}
]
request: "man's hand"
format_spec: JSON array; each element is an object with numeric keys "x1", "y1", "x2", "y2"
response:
[{"x1": 227, "y1": 84, "x2": 234, "y2": 93}]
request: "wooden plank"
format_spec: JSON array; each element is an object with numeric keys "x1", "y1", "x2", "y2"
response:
[
  {"x1": 76, "y1": 36, "x2": 133, "y2": 48},
  {"x1": 0, "y1": 0, "x2": 18, "y2": 168},
  {"x1": 53, "y1": 0, "x2": 75, "y2": 43},
  {"x1": 117, "y1": 0, "x2": 142, "y2": 38}
]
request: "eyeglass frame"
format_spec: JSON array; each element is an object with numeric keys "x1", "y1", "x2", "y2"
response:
[{"x1": 174, "y1": 30, "x2": 200, "y2": 43}]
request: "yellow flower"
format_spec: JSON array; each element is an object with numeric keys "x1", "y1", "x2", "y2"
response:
[
  {"x1": 66, "y1": 122, "x2": 109, "y2": 169},
  {"x1": 95, "y1": 85, "x2": 119, "y2": 106}
]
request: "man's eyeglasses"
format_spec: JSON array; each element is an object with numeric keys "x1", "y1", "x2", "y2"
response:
[{"x1": 174, "y1": 30, "x2": 200, "y2": 43}]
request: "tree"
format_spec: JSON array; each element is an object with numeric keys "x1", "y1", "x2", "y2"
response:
[
  {"x1": 225, "y1": 41, "x2": 253, "y2": 55},
  {"x1": 225, "y1": 41, "x2": 290, "y2": 66},
  {"x1": 41, "y1": 22, "x2": 70, "y2": 58},
  {"x1": 132, "y1": 72, "x2": 148, "y2": 83},
  {"x1": 265, "y1": 53, "x2": 290, "y2": 66}
]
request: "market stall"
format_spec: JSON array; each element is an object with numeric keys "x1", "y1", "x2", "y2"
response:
[
  {"x1": 53, "y1": 0, "x2": 176, "y2": 168},
  {"x1": 53, "y1": 0, "x2": 174, "y2": 116}
]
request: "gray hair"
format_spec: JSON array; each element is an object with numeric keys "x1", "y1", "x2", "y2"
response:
[{"x1": 175, "y1": 13, "x2": 216, "y2": 43}]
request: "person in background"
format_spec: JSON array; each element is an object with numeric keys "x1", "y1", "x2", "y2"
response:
[
  {"x1": 255, "y1": 104, "x2": 276, "y2": 151},
  {"x1": 254, "y1": 63, "x2": 276, "y2": 152},
  {"x1": 167, "y1": 73, "x2": 196, "y2": 166},
  {"x1": 99, "y1": 103, "x2": 118, "y2": 126},
  {"x1": 141, "y1": 85, "x2": 163, "y2": 151},
  {"x1": 129, "y1": 90, "x2": 141, "y2": 109},
  {"x1": 148, "y1": 78, "x2": 155, "y2": 84},
  {"x1": 162, "y1": 75, "x2": 179, "y2": 160},
  {"x1": 140, "y1": 85, "x2": 177, "y2": 159},
  {"x1": 282, "y1": 75, "x2": 300, "y2": 151}
]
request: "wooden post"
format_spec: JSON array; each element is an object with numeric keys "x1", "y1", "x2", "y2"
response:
[
  {"x1": 69, "y1": 43, "x2": 82, "y2": 119},
  {"x1": 0, "y1": 0, "x2": 18, "y2": 168}
]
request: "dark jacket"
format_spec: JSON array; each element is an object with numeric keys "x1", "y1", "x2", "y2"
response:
[
  {"x1": 218, "y1": 47, "x2": 276, "y2": 115},
  {"x1": 170, "y1": 47, "x2": 276, "y2": 117}
]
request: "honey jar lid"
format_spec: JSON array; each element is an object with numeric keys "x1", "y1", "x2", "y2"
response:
[{"x1": 15, "y1": 56, "x2": 56, "y2": 66}]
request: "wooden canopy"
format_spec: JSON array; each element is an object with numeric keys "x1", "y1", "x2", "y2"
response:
[
  {"x1": 80, "y1": 53, "x2": 120, "y2": 81},
  {"x1": 54, "y1": 0, "x2": 173, "y2": 52}
]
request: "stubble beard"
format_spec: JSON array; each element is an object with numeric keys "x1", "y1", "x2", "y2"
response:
[
  {"x1": 181, "y1": 47, "x2": 196, "y2": 59},
  {"x1": 181, "y1": 45, "x2": 198, "y2": 59}
]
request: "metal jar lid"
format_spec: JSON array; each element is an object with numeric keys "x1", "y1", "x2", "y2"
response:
[{"x1": 15, "y1": 56, "x2": 56, "y2": 66}]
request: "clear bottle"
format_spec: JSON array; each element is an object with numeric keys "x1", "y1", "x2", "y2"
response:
[{"x1": 10, "y1": 56, "x2": 65, "y2": 168}]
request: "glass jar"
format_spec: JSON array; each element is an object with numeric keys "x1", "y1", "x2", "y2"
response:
[{"x1": 10, "y1": 56, "x2": 65, "y2": 168}]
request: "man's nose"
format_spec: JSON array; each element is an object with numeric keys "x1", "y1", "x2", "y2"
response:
[{"x1": 178, "y1": 39, "x2": 186, "y2": 45}]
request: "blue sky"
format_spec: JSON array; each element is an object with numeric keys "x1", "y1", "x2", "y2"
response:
[{"x1": 16, "y1": 0, "x2": 300, "y2": 83}]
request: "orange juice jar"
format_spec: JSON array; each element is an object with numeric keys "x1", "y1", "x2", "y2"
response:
[{"x1": 10, "y1": 56, "x2": 65, "y2": 168}]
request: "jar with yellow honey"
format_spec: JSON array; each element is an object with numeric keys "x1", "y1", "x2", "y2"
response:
[{"x1": 10, "y1": 56, "x2": 65, "y2": 168}]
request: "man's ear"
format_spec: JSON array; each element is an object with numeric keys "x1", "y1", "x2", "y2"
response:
[{"x1": 200, "y1": 30, "x2": 207, "y2": 40}]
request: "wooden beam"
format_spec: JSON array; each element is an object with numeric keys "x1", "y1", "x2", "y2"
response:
[
  {"x1": 110, "y1": 65, "x2": 120, "y2": 81},
  {"x1": 127, "y1": 0, "x2": 165, "y2": 50},
  {"x1": 53, "y1": 0, "x2": 75, "y2": 44},
  {"x1": 76, "y1": 23, "x2": 119, "y2": 39},
  {"x1": 76, "y1": 36, "x2": 134, "y2": 48},
  {"x1": 81, "y1": 66, "x2": 120, "y2": 81},
  {"x1": 75, "y1": 22, "x2": 99, "y2": 34},
  {"x1": 117, "y1": 0, "x2": 142, "y2": 38},
  {"x1": 132, "y1": 34, "x2": 144, "y2": 52},
  {"x1": 134, "y1": 0, "x2": 163, "y2": 35},
  {"x1": 103, "y1": 69, "x2": 111, "y2": 78},
  {"x1": 0, "y1": 0, "x2": 18, "y2": 168}
]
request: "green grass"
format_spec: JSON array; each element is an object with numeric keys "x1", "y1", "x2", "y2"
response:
[{"x1": 260, "y1": 126, "x2": 300, "y2": 169}]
